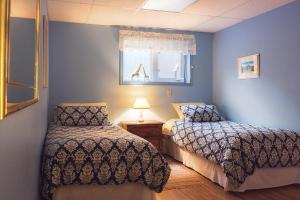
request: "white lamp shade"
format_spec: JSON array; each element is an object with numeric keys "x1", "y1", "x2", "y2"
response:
[{"x1": 133, "y1": 98, "x2": 150, "y2": 109}]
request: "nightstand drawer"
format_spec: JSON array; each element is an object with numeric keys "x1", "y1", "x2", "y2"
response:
[
  {"x1": 146, "y1": 137, "x2": 161, "y2": 150},
  {"x1": 120, "y1": 120, "x2": 163, "y2": 152},
  {"x1": 127, "y1": 127, "x2": 162, "y2": 138}
]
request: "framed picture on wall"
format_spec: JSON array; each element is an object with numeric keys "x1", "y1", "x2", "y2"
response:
[
  {"x1": 43, "y1": 15, "x2": 49, "y2": 88},
  {"x1": 238, "y1": 54, "x2": 260, "y2": 79}
]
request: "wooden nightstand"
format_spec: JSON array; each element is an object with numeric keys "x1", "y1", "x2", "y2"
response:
[{"x1": 120, "y1": 120, "x2": 164, "y2": 151}]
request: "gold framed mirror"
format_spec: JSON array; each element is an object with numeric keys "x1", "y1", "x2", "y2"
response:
[{"x1": 0, "y1": 0, "x2": 40, "y2": 119}]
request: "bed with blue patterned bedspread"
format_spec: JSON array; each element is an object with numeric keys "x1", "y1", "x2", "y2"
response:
[
  {"x1": 168, "y1": 120, "x2": 300, "y2": 189},
  {"x1": 41, "y1": 124, "x2": 170, "y2": 200}
]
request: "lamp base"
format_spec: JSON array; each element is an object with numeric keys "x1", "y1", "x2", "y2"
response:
[{"x1": 138, "y1": 110, "x2": 145, "y2": 123}]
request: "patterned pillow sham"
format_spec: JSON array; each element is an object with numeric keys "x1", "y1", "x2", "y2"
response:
[
  {"x1": 55, "y1": 105, "x2": 111, "y2": 126},
  {"x1": 172, "y1": 102, "x2": 205, "y2": 119},
  {"x1": 179, "y1": 104, "x2": 224, "y2": 122}
]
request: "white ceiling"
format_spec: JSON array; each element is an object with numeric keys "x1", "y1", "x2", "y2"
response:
[
  {"x1": 11, "y1": 0, "x2": 37, "y2": 19},
  {"x1": 48, "y1": 0, "x2": 295, "y2": 32}
]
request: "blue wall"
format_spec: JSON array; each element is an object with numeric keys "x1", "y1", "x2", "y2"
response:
[
  {"x1": 213, "y1": 1, "x2": 300, "y2": 131},
  {"x1": 10, "y1": 18, "x2": 35, "y2": 85},
  {"x1": 9, "y1": 18, "x2": 35, "y2": 102},
  {"x1": 0, "y1": 1, "x2": 49, "y2": 200},
  {"x1": 49, "y1": 23, "x2": 213, "y2": 122}
]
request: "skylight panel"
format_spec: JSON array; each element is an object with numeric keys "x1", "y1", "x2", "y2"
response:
[{"x1": 142, "y1": 0, "x2": 197, "y2": 13}]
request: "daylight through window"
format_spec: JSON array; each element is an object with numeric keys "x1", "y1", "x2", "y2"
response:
[{"x1": 119, "y1": 30, "x2": 196, "y2": 84}]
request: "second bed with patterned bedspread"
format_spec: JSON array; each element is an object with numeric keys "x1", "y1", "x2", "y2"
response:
[
  {"x1": 168, "y1": 120, "x2": 300, "y2": 189},
  {"x1": 41, "y1": 124, "x2": 170, "y2": 200}
]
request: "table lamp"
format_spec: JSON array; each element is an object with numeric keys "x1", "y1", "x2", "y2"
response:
[{"x1": 133, "y1": 98, "x2": 150, "y2": 122}]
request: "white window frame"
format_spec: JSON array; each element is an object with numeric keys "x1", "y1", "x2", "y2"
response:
[{"x1": 119, "y1": 50, "x2": 192, "y2": 85}]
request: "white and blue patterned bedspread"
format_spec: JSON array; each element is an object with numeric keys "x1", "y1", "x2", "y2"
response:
[{"x1": 168, "y1": 120, "x2": 300, "y2": 189}]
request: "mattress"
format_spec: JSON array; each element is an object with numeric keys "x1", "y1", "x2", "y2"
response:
[
  {"x1": 41, "y1": 124, "x2": 170, "y2": 200},
  {"x1": 164, "y1": 120, "x2": 300, "y2": 191}
]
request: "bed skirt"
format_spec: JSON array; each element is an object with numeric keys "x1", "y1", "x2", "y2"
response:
[
  {"x1": 54, "y1": 183, "x2": 154, "y2": 200},
  {"x1": 163, "y1": 138, "x2": 300, "y2": 192}
]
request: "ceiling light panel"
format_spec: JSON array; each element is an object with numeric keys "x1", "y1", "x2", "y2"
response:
[{"x1": 142, "y1": 0, "x2": 197, "y2": 12}]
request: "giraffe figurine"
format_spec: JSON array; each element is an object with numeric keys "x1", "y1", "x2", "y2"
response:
[
  {"x1": 131, "y1": 64, "x2": 143, "y2": 80},
  {"x1": 131, "y1": 64, "x2": 149, "y2": 80},
  {"x1": 142, "y1": 65, "x2": 150, "y2": 80}
]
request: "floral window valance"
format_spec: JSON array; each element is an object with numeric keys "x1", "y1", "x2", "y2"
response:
[{"x1": 119, "y1": 30, "x2": 197, "y2": 55}]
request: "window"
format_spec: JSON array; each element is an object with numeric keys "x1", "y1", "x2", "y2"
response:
[
  {"x1": 119, "y1": 30, "x2": 196, "y2": 85},
  {"x1": 121, "y1": 49, "x2": 190, "y2": 84}
]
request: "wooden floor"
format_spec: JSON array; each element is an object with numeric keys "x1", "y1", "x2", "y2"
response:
[{"x1": 156, "y1": 157, "x2": 300, "y2": 200}]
